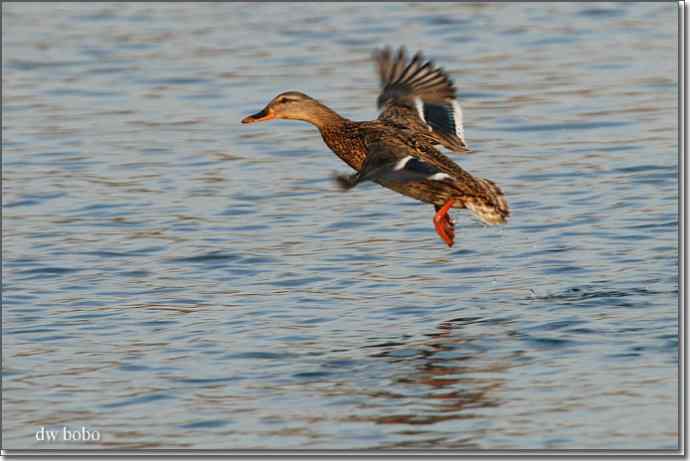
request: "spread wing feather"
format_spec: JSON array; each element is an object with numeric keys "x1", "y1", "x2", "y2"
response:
[{"x1": 374, "y1": 46, "x2": 469, "y2": 153}]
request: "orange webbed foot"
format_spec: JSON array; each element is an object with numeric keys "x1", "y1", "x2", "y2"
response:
[{"x1": 433, "y1": 199, "x2": 456, "y2": 247}]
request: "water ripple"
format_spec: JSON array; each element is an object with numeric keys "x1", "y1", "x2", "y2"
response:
[{"x1": 2, "y1": 2, "x2": 678, "y2": 451}]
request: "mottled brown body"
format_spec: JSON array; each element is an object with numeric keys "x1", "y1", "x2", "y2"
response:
[
  {"x1": 318, "y1": 118, "x2": 508, "y2": 224},
  {"x1": 319, "y1": 120, "x2": 367, "y2": 171}
]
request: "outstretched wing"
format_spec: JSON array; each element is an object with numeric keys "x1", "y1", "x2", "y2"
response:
[
  {"x1": 374, "y1": 46, "x2": 469, "y2": 154},
  {"x1": 334, "y1": 132, "x2": 510, "y2": 225},
  {"x1": 334, "y1": 136, "x2": 452, "y2": 191}
]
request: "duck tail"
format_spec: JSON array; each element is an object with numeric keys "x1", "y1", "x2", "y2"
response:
[{"x1": 465, "y1": 177, "x2": 510, "y2": 225}]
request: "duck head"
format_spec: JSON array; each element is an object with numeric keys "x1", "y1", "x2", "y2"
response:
[{"x1": 241, "y1": 91, "x2": 338, "y2": 127}]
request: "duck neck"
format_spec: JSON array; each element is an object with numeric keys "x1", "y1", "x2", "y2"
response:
[{"x1": 302, "y1": 102, "x2": 350, "y2": 131}]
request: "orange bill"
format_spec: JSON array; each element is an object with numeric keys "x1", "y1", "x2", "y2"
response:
[{"x1": 241, "y1": 108, "x2": 274, "y2": 124}]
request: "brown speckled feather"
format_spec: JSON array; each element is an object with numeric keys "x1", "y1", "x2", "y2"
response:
[
  {"x1": 359, "y1": 124, "x2": 509, "y2": 224},
  {"x1": 374, "y1": 47, "x2": 469, "y2": 154},
  {"x1": 320, "y1": 121, "x2": 368, "y2": 171},
  {"x1": 319, "y1": 117, "x2": 509, "y2": 225}
]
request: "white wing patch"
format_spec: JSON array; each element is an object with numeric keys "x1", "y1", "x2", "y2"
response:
[
  {"x1": 451, "y1": 100, "x2": 465, "y2": 141},
  {"x1": 414, "y1": 97, "x2": 427, "y2": 123},
  {"x1": 394, "y1": 156, "x2": 413, "y2": 171},
  {"x1": 428, "y1": 172, "x2": 451, "y2": 181}
]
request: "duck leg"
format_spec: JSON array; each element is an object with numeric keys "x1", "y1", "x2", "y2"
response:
[{"x1": 433, "y1": 199, "x2": 455, "y2": 247}]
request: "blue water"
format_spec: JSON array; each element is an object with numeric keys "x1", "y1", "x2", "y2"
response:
[{"x1": 2, "y1": 2, "x2": 679, "y2": 450}]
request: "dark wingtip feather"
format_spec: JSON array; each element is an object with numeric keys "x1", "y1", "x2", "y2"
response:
[
  {"x1": 375, "y1": 46, "x2": 457, "y2": 103},
  {"x1": 332, "y1": 172, "x2": 357, "y2": 191}
]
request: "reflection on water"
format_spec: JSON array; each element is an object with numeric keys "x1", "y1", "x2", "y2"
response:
[
  {"x1": 2, "y1": 1, "x2": 678, "y2": 451},
  {"x1": 358, "y1": 319, "x2": 507, "y2": 449}
]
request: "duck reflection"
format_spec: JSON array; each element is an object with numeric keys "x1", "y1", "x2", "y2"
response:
[{"x1": 353, "y1": 316, "x2": 512, "y2": 437}]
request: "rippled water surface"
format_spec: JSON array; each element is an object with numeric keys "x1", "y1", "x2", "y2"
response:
[{"x1": 2, "y1": 2, "x2": 679, "y2": 450}]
